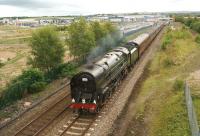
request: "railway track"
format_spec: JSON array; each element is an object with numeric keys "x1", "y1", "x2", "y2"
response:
[
  {"x1": 56, "y1": 115, "x2": 96, "y2": 136},
  {"x1": 54, "y1": 87, "x2": 122, "y2": 136},
  {"x1": 14, "y1": 92, "x2": 71, "y2": 136},
  {"x1": 0, "y1": 82, "x2": 70, "y2": 130}
]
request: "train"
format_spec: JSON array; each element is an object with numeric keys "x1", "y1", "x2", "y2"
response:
[{"x1": 69, "y1": 23, "x2": 165, "y2": 113}]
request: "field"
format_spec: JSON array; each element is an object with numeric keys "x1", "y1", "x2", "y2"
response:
[
  {"x1": 0, "y1": 25, "x2": 32, "y2": 92},
  {"x1": 125, "y1": 23, "x2": 200, "y2": 136},
  {"x1": 0, "y1": 25, "x2": 72, "y2": 93}
]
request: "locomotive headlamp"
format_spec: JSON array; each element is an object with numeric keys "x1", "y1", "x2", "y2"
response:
[
  {"x1": 93, "y1": 100, "x2": 96, "y2": 104},
  {"x1": 82, "y1": 99, "x2": 86, "y2": 103},
  {"x1": 72, "y1": 98, "x2": 75, "y2": 103},
  {"x1": 82, "y1": 78, "x2": 88, "y2": 82}
]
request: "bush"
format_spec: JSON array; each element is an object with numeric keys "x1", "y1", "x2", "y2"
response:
[
  {"x1": 191, "y1": 22, "x2": 200, "y2": 33},
  {"x1": 45, "y1": 62, "x2": 78, "y2": 81},
  {"x1": 175, "y1": 16, "x2": 184, "y2": 23},
  {"x1": 163, "y1": 58, "x2": 174, "y2": 68},
  {"x1": 173, "y1": 79, "x2": 184, "y2": 91},
  {"x1": 195, "y1": 35, "x2": 200, "y2": 44},
  {"x1": 173, "y1": 29, "x2": 190, "y2": 39},
  {"x1": 29, "y1": 82, "x2": 46, "y2": 93},
  {"x1": 0, "y1": 68, "x2": 46, "y2": 109},
  {"x1": 161, "y1": 34, "x2": 173, "y2": 50},
  {"x1": 0, "y1": 61, "x2": 4, "y2": 68}
]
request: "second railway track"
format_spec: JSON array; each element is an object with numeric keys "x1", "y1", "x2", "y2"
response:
[{"x1": 14, "y1": 92, "x2": 71, "y2": 136}]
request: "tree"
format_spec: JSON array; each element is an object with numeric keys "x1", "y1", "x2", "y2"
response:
[
  {"x1": 90, "y1": 21, "x2": 107, "y2": 42},
  {"x1": 174, "y1": 16, "x2": 184, "y2": 23},
  {"x1": 191, "y1": 22, "x2": 200, "y2": 33},
  {"x1": 66, "y1": 17, "x2": 96, "y2": 58},
  {"x1": 103, "y1": 21, "x2": 117, "y2": 34},
  {"x1": 29, "y1": 26, "x2": 65, "y2": 72}
]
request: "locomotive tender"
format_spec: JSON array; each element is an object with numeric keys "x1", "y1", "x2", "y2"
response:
[{"x1": 70, "y1": 23, "x2": 164, "y2": 113}]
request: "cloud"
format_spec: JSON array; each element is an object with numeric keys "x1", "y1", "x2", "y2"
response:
[
  {"x1": 0, "y1": 0, "x2": 52, "y2": 9},
  {"x1": 0, "y1": 0, "x2": 199, "y2": 17}
]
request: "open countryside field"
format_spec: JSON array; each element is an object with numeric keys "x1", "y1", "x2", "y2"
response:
[{"x1": 0, "y1": 25, "x2": 32, "y2": 92}]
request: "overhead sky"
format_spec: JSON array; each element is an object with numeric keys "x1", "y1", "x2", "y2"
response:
[{"x1": 0, "y1": 0, "x2": 199, "y2": 17}]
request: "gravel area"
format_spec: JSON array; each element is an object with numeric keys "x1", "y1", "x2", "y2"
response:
[{"x1": 87, "y1": 28, "x2": 165, "y2": 136}]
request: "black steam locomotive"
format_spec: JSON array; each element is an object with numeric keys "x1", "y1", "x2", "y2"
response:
[{"x1": 70, "y1": 23, "x2": 164, "y2": 113}]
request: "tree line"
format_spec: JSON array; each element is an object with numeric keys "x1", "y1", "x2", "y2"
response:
[
  {"x1": 175, "y1": 16, "x2": 200, "y2": 33},
  {"x1": 175, "y1": 16, "x2": 200, "y2": 44}
]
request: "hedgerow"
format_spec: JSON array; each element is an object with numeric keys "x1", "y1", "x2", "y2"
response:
[{"x1": 0, "y1": 61, "x2": 79, "y2": 109}]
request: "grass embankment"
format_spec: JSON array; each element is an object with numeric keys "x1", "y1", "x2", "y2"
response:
[{"x1": 126, "y1": 24, "x2": 200, "y2": 136}]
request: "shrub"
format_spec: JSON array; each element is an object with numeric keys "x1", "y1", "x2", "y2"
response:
[
  {"x1": 173, "y1": 79, "x2": 184, "y2": 91},
  {"x1": 195, "y1": 35, "x2": 200, "y2": 44},
  {"x1": 173, "y1": 29, "x2": 190, "y2": 39},
  {"x1": 163, "y1": 58, "x2": 174, "y2": 68},
  {"x1": 0, "y1": 68, "x2": 46, "y2": 109},
  {"x1": 175, "y1": 16, "x2": 184, "y2": 23},
  {"x1": 0, "y1": 61, "x2": 4, "y2": 68},
  {"x1": 191, "y1": 22, "x2": 200, "y2": 33},
  {"x1": 161, "y1": 34, "x2": 173, "y2": 50},
  {"x1": 45, "y1": 62, "x2": 78, "y2": 81},
  {"x1": 29, "y1": 82, "x2": 46, "y2": 93}
]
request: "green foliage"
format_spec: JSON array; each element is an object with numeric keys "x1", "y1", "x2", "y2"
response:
[
  {"x1": 163, "y1": 57, "x2": 174, "y2": 68},
  {"x1": 161, "y1": 33, "x2": 173, "y2": 50},
  {"x1": 90, "y1": 21, "x2": 107, "y2": 42},
  {"x1": 155, "y1": 93, "x2": 190, "y2": 136},
  {"x1": 176, "y1": 16, "x2": 200, "y2": 34},
  {"x1": 0, "y1": 68, "x2": 46, "y2": 109},
  {"x1": 0, "y1": 60, "x2": 4, "y2": 68},
  {"x1": 175, "y1": 16, "x2": 184, "y2": 23},
  {"x1": 29, "y1": 26, "x2": 65, "y2": 72},
  {"x1": 190, "y1": 22, "x2": 200, "y2": 33},
  {"x1": 0, "y1": 60, "x2": 79, "y2": 109},
  {"x1": 161, "y1": 26, "x2": 191, "y2": 51},
  {"x1": 173, "y1": 79, "x2": 184, "y2": 91},
  {"x1": 173, "y1": 29, "x2": 191, "y2": 39},
  {"x1": 103, "y1": 21, "x2": 117, "y2": 33},
  {"x1": 195, "y1": 35, "x2": 200, "y2": 44},
  {"x1": 66, "y1": 17, "x2": 96, "y2": 58},
  {"x1": 56, "y1": 25, "x2": 68, "y2": 31},
  {"x1": 67, "y1": 18, "x2": 121, "y2": 59},
  {"x1": 45, "y1": 62, "x2": 78, "y2": 81}
]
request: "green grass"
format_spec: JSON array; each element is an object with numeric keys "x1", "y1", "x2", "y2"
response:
[
  {"x1": 193, "y1": 96, "x2": 200, "y2": 127},
  {"x1": 126, "y1": 25, "x2": 200, "y2": 136},
  {"x1": 0, "y1": 37, "x2": 31, "y2": 44},
  {"x1": 4, "y1": 53, "x2": 26, "y2": 65},
  {"x1": 152, "y1": 92, "x2": 190, "y2": 136}
]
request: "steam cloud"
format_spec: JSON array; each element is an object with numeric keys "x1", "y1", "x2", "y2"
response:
[{"x1": 86, "y1": 30, "x2": 123, "y2": 63}]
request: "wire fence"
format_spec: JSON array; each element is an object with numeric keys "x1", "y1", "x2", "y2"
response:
[{"x1": 184, "y1": 82, "x2": 200, "y2": 136}]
